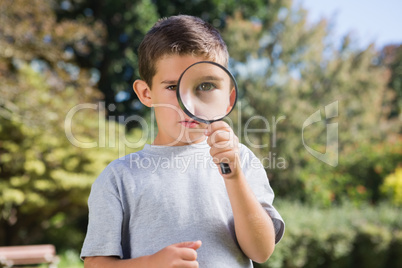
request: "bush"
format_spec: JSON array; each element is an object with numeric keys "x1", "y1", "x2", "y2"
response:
[
  {"x1": 381, "y1": 167, "x2": 402, "y2": 206},
  {"x1": 254, "y1": 201, "x2": 402, "y2": 268},
  {"x1": 58, "y1": 250, "x2": 84, "y2": 268},
  {"x1": 0, "y1": 64, "x2": 144, "y2": 249},
  {"x1": 297, "y1": 140, "x2": 402, "y2": 207}
]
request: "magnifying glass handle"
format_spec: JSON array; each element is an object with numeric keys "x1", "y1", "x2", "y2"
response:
[{"x1": 220, "y1": 163, "x2": 231, "y2": 174}]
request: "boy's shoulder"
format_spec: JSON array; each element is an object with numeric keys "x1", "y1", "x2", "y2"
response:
[
  {"x1": 107, "y1": 145, "x2": 154, "y2": 167},
  {"x1": 94, "y1": 149, "x2": 148, "y2": 179}
]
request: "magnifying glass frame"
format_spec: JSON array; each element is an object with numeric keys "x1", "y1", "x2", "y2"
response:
[
  {"x1": 176, "y1": 61, "x2": 238, "y2": 124},
  {"x1": 176, "y1": 61, "x2": 238, "y2": 174}
]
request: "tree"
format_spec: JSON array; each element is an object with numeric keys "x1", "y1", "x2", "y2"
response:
[
  {"x1": 380, "y1": 44, "x2": 402, "y2": 133},
  {"x1": 53, "y1": 0, "x2": 159, "y2": 120},
  {"x1": 0, "y1": 0, "x2": 140, "y2": 248},
  {"x1": 53, "y1": 0, "x2": 278, "y2": 122},
  {"x1": 222, "y1": 0, "x2": 401, "y2": 205}
]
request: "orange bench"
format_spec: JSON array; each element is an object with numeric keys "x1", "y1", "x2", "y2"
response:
[{"x1": 0, "y1": 244, "x2": 58, "y2": 268}]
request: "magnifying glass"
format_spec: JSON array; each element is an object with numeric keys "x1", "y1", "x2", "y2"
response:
[{"x1": 177, "y1": 61, "x2": 238, "y2": 174}]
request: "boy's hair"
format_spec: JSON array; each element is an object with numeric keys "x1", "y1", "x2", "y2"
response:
[{"x1": 138, "y1": 15, "x2": 229, "y2": 87}]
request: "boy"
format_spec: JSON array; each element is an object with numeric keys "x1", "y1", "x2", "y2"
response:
[{"x1": 81, "y1": 15, "x2": 284, "y2": 267}]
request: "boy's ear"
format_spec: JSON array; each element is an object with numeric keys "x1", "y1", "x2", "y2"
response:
[{"x1": 133, "y1": 79, "x2": 152, "y2": 107}]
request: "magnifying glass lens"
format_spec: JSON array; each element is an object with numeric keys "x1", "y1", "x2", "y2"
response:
[{"x1": 177, "y1": 61, "x2": 237, "y2": 123}]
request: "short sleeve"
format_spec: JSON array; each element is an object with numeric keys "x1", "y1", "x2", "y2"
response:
[
  {"x1": 80, "y1": 164, "x2": 124, "y2": 259},
  {"x1": 239, "y1": 144, "x2": 285, "y2": 243}
]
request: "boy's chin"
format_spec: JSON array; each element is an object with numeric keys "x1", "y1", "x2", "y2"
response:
[{"x1": 174, "y1": 131, "x2": 206, "y2": 145}]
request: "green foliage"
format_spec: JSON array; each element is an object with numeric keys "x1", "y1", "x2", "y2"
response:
[
  {"x1": 58, "y1": 250, "x2": 84, "y2": 268},
  {"x1": 381, "y1": 44, "x2": 402, "y2": 121},
  {"x1": 381, "y1": 166, "x2": 402, "y2": 206},
  {"x1": 0, "y1": 0, "x2": 143, "y2": 249},
  {"x1": 223, "y1": 1, "x2": 401, "y2": 206},
  {"x1": 0, "y1": 61, "x2": 142, "y2": 248},
  {"x1": 254, "y1": 201, "x2": 402, "y2": 268},
  {"x1": 299, "y1": 140, "x2": 402, "y2": 206},
  {"x1": 54, "y1": 0, "x2": 282, "y2": 119},
  {"x1": 35, "y1": 250, "x2": 84, "y2": 268},
  {"x1": 54, "y1": 0, "x2": 159, "y2": 118}
]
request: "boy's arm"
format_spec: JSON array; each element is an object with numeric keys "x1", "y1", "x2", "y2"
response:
[
  {"x1": 84, "y1": 256, "x2": 148, "y2": 268},
  {"x1": 84, "y1": 241, "x2": 202, "y2": 268},
  {"x1": 206, "y1": 122, "x2": 277, "y2": 263},
  {"x1": 223, "y1": 172, "x2": 276, "y2": 263}
]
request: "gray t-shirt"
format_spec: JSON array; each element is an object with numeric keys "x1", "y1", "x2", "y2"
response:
[{"x1": 81, "y1": 140, "x2": 285, "y2": 267}]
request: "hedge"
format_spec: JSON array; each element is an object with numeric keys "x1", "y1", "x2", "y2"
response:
[{"x1": 255, "y1": 202, "x2": 402, "y2": 268}]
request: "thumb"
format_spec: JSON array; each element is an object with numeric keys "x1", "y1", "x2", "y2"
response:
[{"x1": 175, "y1": 240, "x2": 202, "y2": 250}]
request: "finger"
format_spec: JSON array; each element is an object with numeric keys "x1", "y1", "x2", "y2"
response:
[
  {"x1": 175, "y1": 240, "x2": 202, "y2": 250},
  {"x1": 191, "y1": 240, "x2": 202, "y2": 250},
  {"x1": 209, "y1": 144, "x2": 233, "y2": 159},
  {"x1": 209, "y1": 137, "x2": 239, "y2": 152},
  {"x1": 211, "y1": 151, "x2": 237, "y2": 164},
  {"x1": 207, "y1": 131, "x2": 238, "y2": 148},
  {"x1": 176, "y1": 260, "x2": 199, "y2": 268},
  {"x1": 179, "y1": 248, "x2": 198, "y2": 261},
  {"x1": 207, "y1": 130, "x2": 231, "y2": 147},
  {"x1": 205, "y1": 121, "x2": 231, "y2": 136}
]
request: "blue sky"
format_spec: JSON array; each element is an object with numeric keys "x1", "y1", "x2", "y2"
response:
[{"x1": 295, "y1": 0, "x2": 402, "y2": 49}]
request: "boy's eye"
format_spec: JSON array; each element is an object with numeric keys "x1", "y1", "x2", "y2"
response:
[
  {"x1": 196, "y1": 82, "x2": 216, "y2": 92},
  {"x1": 166, "y1": 85, "x2": 177, "y2": 91}
]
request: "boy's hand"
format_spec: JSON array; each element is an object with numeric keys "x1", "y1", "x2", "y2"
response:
[
  {"x1": 147, "y1": 241, "x2": 202, "y2": 268},
  {"x1": 205, "y1": 121, "x2": 241, "y2": 178}
]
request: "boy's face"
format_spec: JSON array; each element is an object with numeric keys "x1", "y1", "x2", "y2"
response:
[{"x1": 148, "y1": 54, "x2": 211, "y2": 146}]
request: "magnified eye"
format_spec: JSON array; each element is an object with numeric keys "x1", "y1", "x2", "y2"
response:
[{"x1": 196, "y1": 82, "x2": 216, "y2": 92}]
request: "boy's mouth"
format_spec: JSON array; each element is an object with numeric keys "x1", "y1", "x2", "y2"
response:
[{"x1": 180, "y1": 120, "x2": 200, "y2": 128}]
